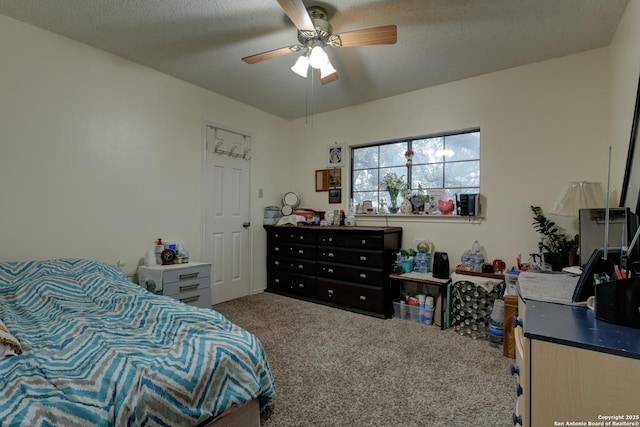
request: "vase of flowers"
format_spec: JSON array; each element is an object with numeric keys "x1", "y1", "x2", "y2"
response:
[{"x1": 380, "y1": 172, "x2": 408, "y2": 214}]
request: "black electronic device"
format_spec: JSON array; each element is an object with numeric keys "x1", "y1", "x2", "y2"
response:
[
  {"x1": 572, "y1": 247, "x2": 623, "y2": 303},
  {"x1": 432, "y1": 252, "x2": 450, "y2": 279}
]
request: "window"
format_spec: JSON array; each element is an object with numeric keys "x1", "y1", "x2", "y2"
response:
[{"x1": 351, "y1": 129, "x2": 480, "y2": 213}]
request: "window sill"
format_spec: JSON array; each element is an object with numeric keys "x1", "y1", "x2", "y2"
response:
[{"x1": 355, "y1": 214, "x2": 484, "y2": 224}]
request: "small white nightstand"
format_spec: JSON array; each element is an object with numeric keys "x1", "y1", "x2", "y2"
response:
[{"x1": 137, "y1": 262, "x2": 211, "y2": 309}]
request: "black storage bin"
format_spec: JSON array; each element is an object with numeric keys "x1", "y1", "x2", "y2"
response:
[{"x1": 595, "y1": 277, "x2": 640, "y2": 329}]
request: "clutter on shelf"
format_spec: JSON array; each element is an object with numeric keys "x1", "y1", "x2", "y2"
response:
[
  {"x1": 145, "y1": 238, "x2": 190, "y2": 267},
  {"x1": 393, "y1": 294, "x2": 435, "y2": 325}
]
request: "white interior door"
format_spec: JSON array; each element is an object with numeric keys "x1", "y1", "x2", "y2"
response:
[{"x1": 203, "y1": 124, "x2": 251, "y2": 304}]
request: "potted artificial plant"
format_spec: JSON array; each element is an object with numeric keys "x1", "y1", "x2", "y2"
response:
[
  {"x1": 398, "y1": 248, "x2": 416, "y2": 273},
  {"x1": 410, "y1": 184, "x2": 435, "y2": 213},
  {"x1": 530, "y1": 206, "x2": 580, "y2": 271}
]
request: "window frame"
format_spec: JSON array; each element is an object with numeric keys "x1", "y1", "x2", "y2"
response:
[{"x1": 350, "y1": 128, "x2": 481, "y2": 215}]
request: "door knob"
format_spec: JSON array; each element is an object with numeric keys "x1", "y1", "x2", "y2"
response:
[{"x1": 242, "y1": 222, "x2": 251, "y2": 228}]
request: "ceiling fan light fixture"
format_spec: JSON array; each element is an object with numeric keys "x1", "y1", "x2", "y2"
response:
[
  {"x1": 319, "y1": 60, "x2": 337, "y2": 79},
  {"x1": 308, "y1": 45, "x2": 328, "y2": 69},
  {"x1": 291, "y1": 55, "x2": 310, "y2": 77}
]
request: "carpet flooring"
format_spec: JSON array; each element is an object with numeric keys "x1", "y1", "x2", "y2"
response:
[{"x1": 213, "y1": 292, "x2": 515, "y2": 427}]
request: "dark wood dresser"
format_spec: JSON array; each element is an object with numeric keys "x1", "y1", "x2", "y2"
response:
[{"x1": 265, "y1": 225, "x2": 402, "y2": 318}]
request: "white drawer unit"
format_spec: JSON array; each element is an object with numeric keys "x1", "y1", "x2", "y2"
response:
[{"x1": 137, "y1": 262, "x2": 212, "y2": 309}]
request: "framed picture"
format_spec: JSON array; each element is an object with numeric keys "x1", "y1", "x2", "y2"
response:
[
  {"x1": 329, "y1": 188, "x2": 342, "y2": 204},
  {"x1": 315, "y1": 169, "x2": 329, "y2": 192},
  {"x1": 327, "y1": 144, "x2": 345, "y2": 167},
  {"x1": 328, "y1": 168, "x2": 341, "y2": 187}
]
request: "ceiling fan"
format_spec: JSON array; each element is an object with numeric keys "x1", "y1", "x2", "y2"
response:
[{"x1": 242, "y1": 0, "x2": 397, "y2": 85}]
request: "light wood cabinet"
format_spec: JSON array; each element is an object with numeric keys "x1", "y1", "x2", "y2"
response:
[{"x1": 510, "y1": 297, "x2": 640, "y2": 426}]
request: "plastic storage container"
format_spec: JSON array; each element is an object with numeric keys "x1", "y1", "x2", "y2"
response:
[{"x1": 393, "y1": 298, "x2": 434, "y2": 325}]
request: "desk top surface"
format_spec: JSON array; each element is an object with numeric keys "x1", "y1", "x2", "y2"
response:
[
  {"x1": 524, "y1": 299, "x2": 640, "y2": 360},
  {"x1": 389, "y1": 272, "x2": 450, "y2": 285}
]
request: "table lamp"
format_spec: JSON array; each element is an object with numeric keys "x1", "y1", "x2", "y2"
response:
[{"x1": 549, "y1": 181, "x2": 606, "y2": 217}]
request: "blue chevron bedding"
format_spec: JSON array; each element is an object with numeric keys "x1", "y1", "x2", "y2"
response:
[{"x1": 0, "y1": 259, "x2": 275, "y2": 426}]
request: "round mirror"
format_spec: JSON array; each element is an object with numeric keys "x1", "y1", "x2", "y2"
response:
[{"x1": 283, "y1": 191, "x2": 300, "y2": 208}]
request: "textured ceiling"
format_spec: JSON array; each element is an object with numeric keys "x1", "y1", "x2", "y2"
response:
[{"x1": 0, "y1": 0, "x2": 630, "y2": 120}]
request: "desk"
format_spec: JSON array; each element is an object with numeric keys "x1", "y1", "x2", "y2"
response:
[
  {"x1": 510, "y1": 298, "x2": 640, "y2": 426},
  {"x1": 389, "y1": 272, "x2": 450, "y2": 329}
]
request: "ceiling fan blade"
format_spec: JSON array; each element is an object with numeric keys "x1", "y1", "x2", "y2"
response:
[
  {"x1": 277, "y1": 0, "x2": 315, "y2": 32},
  {"x1": 242, "y1": 46, "x2": 301, "y2": 64},
  {"x1": 333, "y1": 24, "x2": 397, "y2": 47}
]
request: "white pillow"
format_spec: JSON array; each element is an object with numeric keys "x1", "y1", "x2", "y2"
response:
[{"x1": 0, "y1": 319, "x2": 22, "y2": 356}]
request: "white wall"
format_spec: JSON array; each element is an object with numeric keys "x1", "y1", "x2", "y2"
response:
[
  {"x1": 0, "y1": 15, "x2": 290, "y2": 288},
  {"x1": 2, "y1": 0, "x2": 639, "y2": 285},
  {"x1": 289, "y1": 48, "x2": 613, "y2": 268}
]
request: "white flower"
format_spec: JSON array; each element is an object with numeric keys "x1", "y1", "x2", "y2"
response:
[{"x1": 380, "y1": 172, "x2": 408, "y2": 195}]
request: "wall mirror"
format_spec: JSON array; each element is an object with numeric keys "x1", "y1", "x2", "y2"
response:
[{"x1": 621, "y1": 72, "x2": 640, "y2": 216}]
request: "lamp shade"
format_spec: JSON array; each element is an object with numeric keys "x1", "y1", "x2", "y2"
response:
[
  {"x1": 549, "y1": 181, "x2": 606, "y2": 216},
  {"x1": 319, "y1": 60, "x2": 337, "y2": 79},
  {"x1": 291, "y1": 55, "x2": 309, "y2": 77},
  {"x1": 308, "y1": 46, "x2": 328, "y2": 69}
]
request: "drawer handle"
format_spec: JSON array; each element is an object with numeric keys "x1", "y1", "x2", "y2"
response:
[
  {"x1": 298, "y1": 283, "x2": 304, "y2": 288},
  {"x1": 361, "y1": 239, "x2": 366, "y2": 244},
  {"x1": 515, "y1": 383, "x2": 523, "y2": 397},
  {"x1": 359, "y1": 295, "x2": 367, "y2": 301},
  {"x1": 509, "y1": 363, "x2": 520, "y2": 376},
  {"x1": 298, "y1": 249, "x2": 304, "y2": 254},
  {"x1": 328, "y1": 253, "x2": 334, "y2": 257},
  {"x1": 328, "y1": 289, "x2": 333, "y2": 295},
  {"x1": 327, "y1": 268, "x2": 334, "y2": 273},
  {"x1": 298, "y1": 264, "x2": 304, "y2": 269},
  {"x1": 274, "y1": 233, "x2": 279, "y2": 238},
  {"x1": 274, "y1": 260, "x2": 280, "y2": 265},
  {"x1": 512, "y1": 413, "x2": 523, "y2": 426},
  {"x1": 360, "y1": 256, "x2": 367, "y2": 261},
  {"x1": 359, "y1": 273, "x2": 367, "y2": 279},
  {"x1": 179, "y1": 273, "x2": 199, "y2": 280},
  {"x1": 274, "y1": 247, "x2": 280, "y2": 251},
  {"x1": 328, "y1": 237, "x2": 333, "y2": 242},
  {"x1": 180, "y1": 295, "x2": 200, "y2": 304},
  {"x1": 180, "y1": 283, "x2": 199, "y2": 292},
  {"x1": 513, "y1": 316, "x2": 523, "y2": 328},
  {"x1": 274, "y1": 279, "x2": 280, "y2": 283},
  {"x1": 298, "y1": 236, "x2": 304, "y2": 240}
]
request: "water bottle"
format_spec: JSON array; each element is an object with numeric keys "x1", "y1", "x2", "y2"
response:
[
  {"x1": 461, "y1": 250, "x2": 471, "y2": 271},
  {"x1": 473, "y1": 252, "x2": 484, "y2": 272},
  {"x1": 466, "y1": 251, "x2": 476, "y2": 271},
  {"x1": 471, "y1": 240, "x2": 483, "y2": 272},
  {"x1": 423, "y1": 295, "x2": 434, "y2": 325}
]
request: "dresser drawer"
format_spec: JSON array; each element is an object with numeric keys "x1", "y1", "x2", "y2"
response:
[
  {"x1": 163, "y1": 277, "x2": 209, "y2": 296},
  {"x1": 269, "y1": 230, "x2": 317, "y2": 244},
  {"x1": 513, "y1": 306, "x2": 528, "y2": 427},
  {"x1": 317, "y1": 246, "x2": 385, "y2": 267},
  {"x1": 172, "y1": 287, "x2": 211, "y2": 309},
  {"x1": 317, "y1": 262, "x2": 385, "y2": 286},
  {"x1": 317, "y1": 233, "x2": 346, "y2": 246},
  {"x1": 163, "y1": 264, "x2": 210, "y2": 284},
  {"x1": 267, "y1": 271, "x2": 316, "y2": 296},
  {"x1": 269, "y1": 242, "x2": 317, "y2": 260},
  {"x1": 316, "y1": 279, "x2": 385, "y2": 313},
  {"x1": 345, "y1": 234, "x2": 384, "y2": 250},
  {"x1": 268, "y1": 255, "x2": 316, "y2": 275}
]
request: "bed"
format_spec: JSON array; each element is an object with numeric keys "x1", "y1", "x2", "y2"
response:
[{"x1": 0, "y1": 259, "x2": 275, "y2": 426}]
